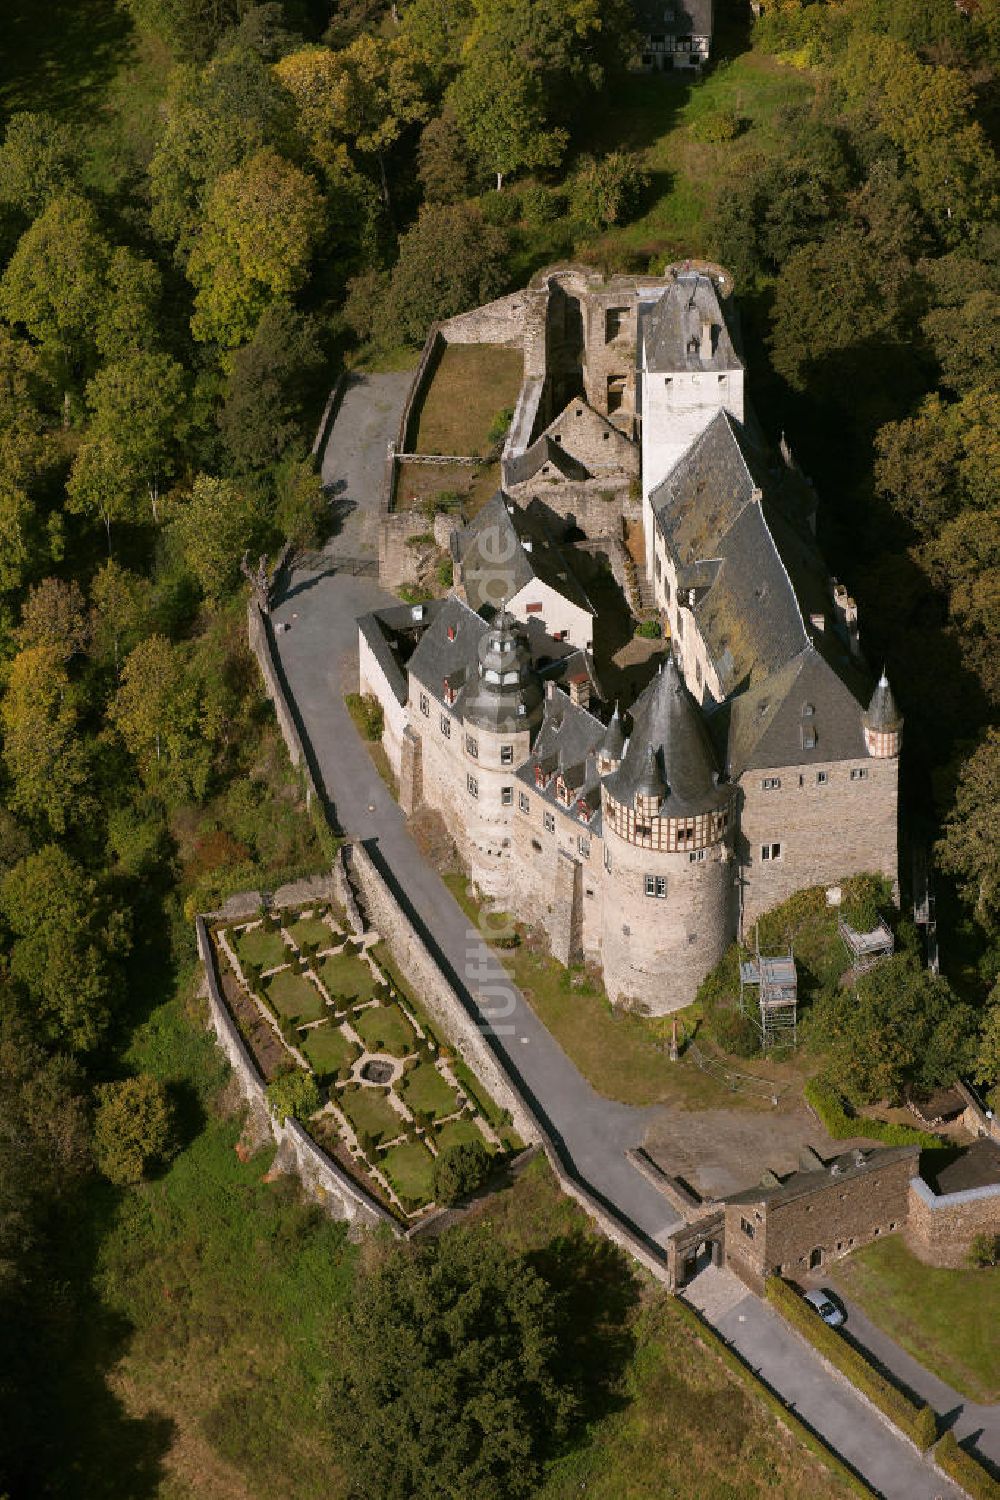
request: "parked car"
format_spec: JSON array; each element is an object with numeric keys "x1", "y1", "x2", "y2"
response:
[{"x1": 803, "y1": 1288, "x2": 846, "y2": 1327}]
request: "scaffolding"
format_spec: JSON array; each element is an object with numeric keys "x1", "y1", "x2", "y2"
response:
[
  {"x1": 838, "y1": 916, "x2": 894, "y2": 975},
  {"x1": 739, "y1": 932, "x2": 798, "y2": 1050}
]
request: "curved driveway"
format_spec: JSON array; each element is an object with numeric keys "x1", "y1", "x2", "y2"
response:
[{"x1": 270, "y1": 560, "x2": 971, "y2": 1500}]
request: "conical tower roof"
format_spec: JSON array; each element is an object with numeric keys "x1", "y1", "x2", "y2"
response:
[
  {"x1": 864, "y1": 671, "x2": 902, "y2": 731},
  {"x1": 463, "y1": 605, "x2": 542, "y2": 732},
  {"x1": 604, "y1": 656, "x2": 728, "y2": 816},
  {"x1": 600, "y1": 701, "x2": 625, "y2": 762}
]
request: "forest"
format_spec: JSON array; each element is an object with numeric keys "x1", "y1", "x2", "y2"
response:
[{"x1": 0, "y1": 0, "x2": 998, "y2": 1494}]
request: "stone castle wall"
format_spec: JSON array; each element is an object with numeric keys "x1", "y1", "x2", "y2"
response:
[
  {"x1": 739, "y1": 757, "x2": 899, "y2": 928},
  {"x1": 440, "y1": 291, "x2": 529, "y2": 347},
  {"x1": 506, "y1": 475, "x2": 640, "y2": 538},
  {"x1": 600, "y1": 818, "x2": 736, "y2": 1013},
  {"x1": 905, "y1": 1177, "x2": 1000, "y2": 1268},
  {"x1": 724, "y1": 1152, "x2": 917, "y2": 1294},
  {"x1": 346, "y1": 843, "x2": 541, "y2": 1147}
]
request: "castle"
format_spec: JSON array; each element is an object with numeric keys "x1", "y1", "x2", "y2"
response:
[{"x1": 359, "y1": 264, "x2": 902, "y2": 1015}]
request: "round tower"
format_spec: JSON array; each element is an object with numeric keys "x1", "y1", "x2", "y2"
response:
[
  {"x1": 863, "y1": 672, "x2": 902, "y2": 759},
  {"x1": 599, "y1": 658, "x2": 735, "y2": 1014}
]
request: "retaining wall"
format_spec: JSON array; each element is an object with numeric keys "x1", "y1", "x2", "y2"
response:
[
  {"x1": 905, "y1": 1175, "x2": 1000, "y2": 1268},
  {"x1": 248, "y1": 601, "x2": 319, "y2": 807},
  {"x1": 195, "y1": 914, "x2": 399, "y2": 1234}
]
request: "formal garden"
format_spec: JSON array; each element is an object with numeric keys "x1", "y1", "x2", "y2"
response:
[{"x1": 211, "y1": 902, "x2": 521, "y2": 1220}]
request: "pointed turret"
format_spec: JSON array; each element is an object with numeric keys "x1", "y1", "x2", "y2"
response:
[
  {"x1": 863, "y1": 671, "x2": 902, "y2": 758},
  {"x1": 596, "y1": 701, "x2": 625, "y2": 776},
  {"x1": 604, "y1": 655, "x2": 728, "y2": 820}
]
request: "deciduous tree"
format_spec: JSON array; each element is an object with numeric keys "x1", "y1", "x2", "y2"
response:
[
  {"x1": 173, "y1": 472, "x2": 264, "y2": 600},
  {"x1": 112, "y1": 634, "x2": 220, "y2": 802},
  {"x1": 936, "y1": 729, "x2": 1000, "y2": 929},
  {"x1": 0, "y1": 195, "x2": 110, "y2": 378},
  {"x1": 93, "y1": 1075, "x2": 173, "y2": 1184},
  {"x1": 1, "y1": 646, "x2": 92, "y2": 835},
  {"x1": 0, "y1": 112, "x2": 81, "y2": 220}
]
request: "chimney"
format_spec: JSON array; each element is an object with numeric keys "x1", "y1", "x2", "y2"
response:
[
  {"x1": 700, "y1": 317, "x2": 713, "y2": 360},
  {"x1": 568, "y1": 675, "x2": 590, "y2": 709},
  {"x1": 545, "y1": 680, "x2": 557, "y2": 700}
]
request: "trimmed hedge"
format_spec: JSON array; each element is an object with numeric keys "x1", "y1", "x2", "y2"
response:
[
  {"x1": 671, "y1": 1299, "x2": 873, "y2": 1498},
  {"x1": 933, "y1": 1431, "x2": 1000, "y2": 1500},
  {"x1": 766, "y1": 1276, "x2": 936, "y2": 1449},
  {"x1": 804, "y1": 1079, "x2": 940, "y2": 1150}
]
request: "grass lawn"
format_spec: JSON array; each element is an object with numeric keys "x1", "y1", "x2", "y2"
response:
[
  {"x1": 400, "y1": 1061, "x2": 458, "y2": 1120},
  {"x1": 317, "y1": 951, "x2": 377, "y2": 1004},
  {"x1": 286, "y1": 916, "x2": 335, "y2": 952},
  {"x1": 412, "y1": 345, "x2": 523, "y2": 457},
  {"x1": 340, "y1": 1086, "x2": 403, "y2": 1145},
  {"x1": 300, "y1": 1024, "x2": 358, "y2": 1080},
  {"x1": 435, "y1": 1116, "x2": 489, "y2": 1153},
  {"x1": 442, "y1": 875, "x2": 783, "y2": 1111},
  {"x1": 235, "y1": 926, "x2": 290, "y2": 973},
  {"x1": 381, "y1": 1140, "x2": 436, "y2": 1204},
  {"x1": 395, "y1": 458, "x2": 501, "y2": 521},
  {"x1": 352, "y1": 1000, "x2": 415, "y2": 1057},
  {"x1": 266, "y1": 970, "x2": 327, "y2": 1024},
  {"x1": 831, "y1": 1237, "x2": 1000, "y2": 1403}
]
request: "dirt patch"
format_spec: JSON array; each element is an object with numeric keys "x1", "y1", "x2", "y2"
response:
[
  {"x1": 641, "y1": 1102, "x2": 881, "y2": 1201},
  {"x1": 409, "y1": 804, "x2": 459, "y2": 872},
  {"x1": 395, "y1": 459, "x2": 500, "y2": 520},
  {"x1": 222, "y1": 973, "x2": 288, "y2": 1082}
]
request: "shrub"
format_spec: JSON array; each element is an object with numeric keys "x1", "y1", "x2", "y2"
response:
[
  {"x1": 766, "y1": 1277, "x2": 936, "y2": 1448},
  {"x1": 358, "y1": 1129, "x2": 377, "y2": 1158},
  {"x1": 520, "y1": 182, "x2": 566, "y2": 225},
  {"x1": 406, "y1": 531, "x2": 435, "y2": 548},
  {"x1": 242, "y1": 960, "x2": 261, "y2": 991},
  {"x1": 479, "y1": 190, "x2": 521, "y2": 226},
  {"x1": 437, "y1": 558, "x2": 454, "y2": 588},
  {"x1": 266, "y1": 1069, "x2": 320, "y2": 1123},
  {"x1": 692, "y1": 109, "x2": 745, "y2": 143},
  {"x1": 432, "y1": 1139, "x2": 492, "y2": 1205},
  {"x1": 487, "y1": 405, "x2": 514, "y2": 446},
  {"x1": 344, "y1": 692, "x2": 384, "y2": 742},
  {"x1": 398, "y1": 584, "x2": 433, "y2": 605},
  {"x1": 840, "y1": 872, "x2": 892, "y2": 933},
  {"x1": 969, "y1": 1232, "x2": 1000, "y2": 1268},
  {"x1": 93, "y1": 1075, "x2": 173, "y2": 1186},
  {"x1": 570, "y1": 151, "x2": 649, "y2": 229},
  {"x1": 635, "y1": 619, "x2": 662, "y2": 639},
  {"x1": 804, "y1": 1077, "x2": 941, "y2": 1148},
  {"x1": 933, "y1": 1431, "x2": 1000, "y2": 1500},
  {"x1": 710, "y1": 1007, "x2": 760, "y2": 1058}
]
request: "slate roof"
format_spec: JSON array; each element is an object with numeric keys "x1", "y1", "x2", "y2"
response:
[
  {"x1": 651, "y1": 411, "x2": 820, "y2": 698},
  {"x1": 643, "y1": 272, "x2": 740, "y2": 374},
  {"x1": 725, "y1": 643, "x2": 872, "y2": 778},
  {"x1": 515, "y1": 689, "x2": 609, "y2": 832},
  {"x1": 865, "y1": 672, "x2": 902, "y2": 731},
  {"x1": 604, "y1": 657, "x2": 730, "y2": 817},
  {"x1": 504, "y1": 433, "x2": 589, "y2": 487},
  {"x1": 357, "y1": 600, "x2": 449, "y2": 707},
  {"x1": 454, "y1": 491, "x2": 595, "y2": 617},
  {"x1": 634, "y1": 0, "x2": 714, "y2": 38},
  {"x1": 724, "y1": 1144, "x2": 919, "y2": 1211}
]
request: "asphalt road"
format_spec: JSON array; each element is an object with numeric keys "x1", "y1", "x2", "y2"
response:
[
  {"x1": 271, "y1": 566, "x2": 682, "y2": 1250},
  {"x1": 685, "y1": 1268, "x2": 964, "y2": 1500},
  {"x1": 320, "y1": 370, "x2": 413, "y2": 561}
]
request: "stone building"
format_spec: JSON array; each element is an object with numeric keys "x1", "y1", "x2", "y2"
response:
[{"x1": 358, "y1": 261, "x2": 901, "y2": 1011}]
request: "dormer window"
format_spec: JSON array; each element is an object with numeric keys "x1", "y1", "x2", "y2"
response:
[
  {"x1": 802, "y1": 703, "x2": 815, "y2": 718},
  {"x1": 802, "y1": 726, "x2": 817, "y2": 750},
  {"x1": 502, "y1": 670, "x2": 519, "y2": 685},
  {"x1": 577, "y1": 800, "x2": 592, "y2": 823}
]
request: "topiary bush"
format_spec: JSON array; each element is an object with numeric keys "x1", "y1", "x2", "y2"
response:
[{"x1": 432, "y1": 1139, "x2": 492, "y2": 1205}]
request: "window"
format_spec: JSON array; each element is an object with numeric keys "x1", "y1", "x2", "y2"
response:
[
  {"x1": 531, "y1": 837, "x2": 542, "y2": 853},
  {"x1": 501, "y1": 786, "x2": 513, "y2": 806},
  {"x1": 606, "y1": 374, "x2": 626, "y2": 414},
  {"x1": 645, "y1": 874, "x2": 667, "y2": 899},
  {"x1": 524, "y1": 602, "x2": 542, "y2": 614},
  {"x1": 695, "y1": 660, "x2": 703, "y2": 687},
  {"x1": 501, "y1": 744, "x2": 513, "y2": 765},
  {"x1": 802, "y1": 702, "x2": 815, "y2": 718},
  {"x1": 761, "y1": 776, "x2": 780, "y2": 790},
  {"x1": 467, "y1": 774, "x2": 478, "y2": 798},
  {"x1": 440, "y1": 714, "x2": 451, "y2": 738},
  {"x1": 655, "y1": 555, "x2": 662, "y2": 580},
  {"x1": 802, "y1": 726, "x2": 817, "y2": 749},
  {"x1": 689, "y1": 850, "x2": 706, "y2": 863},
  {"x1": 816, "y1": 770, "x2": 828, "y2": 785},
  {"x1": 740, "y1": 1217, "x2": 755, "y2": 1240},
  {"x1": 544, "y1": 811, "x2": 555, "y2": 833},
  {"x1": 466, "y1": 734, "x2": 478, "y2": 758},
  {"x1": 604, "y1": 846, "x2": 612, "y2": 873},
  {"x1": 419, "y1": 692, "x2": 429, "y2": 717},
  {"x1": 760, "y1": 842, "x2": 782, "y2": 862},
  {"x1": 578, "y1": 835, "x2": 590, "y2": 857},
  {"x1": 605, "y1": 307, "x2": 628, "y2": 342},
  {"x1": 850, "y1": 768, "x2": 868, "y2": 781},
  {"x1": 519, "y1": 791, "x2": 529, "y2": 814}
]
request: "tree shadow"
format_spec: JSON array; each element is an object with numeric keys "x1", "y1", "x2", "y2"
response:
[
  {"x1": 528, "y1": 1229, "x2": 639, "y2": 1427},
  {"x1": 0, "y1": 0, "x2": 132, "y2": 120}
]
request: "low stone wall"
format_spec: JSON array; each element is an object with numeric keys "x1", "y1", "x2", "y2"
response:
[
  {"x1": 905, "y1": 1175, "x2": 1000, "y2": 1268},
  {"x1": 342, "y1": 841, "x2": 675, "y2": 1285},
  {"x1": 379, "y1": 512, "x2": 442, "y2": 590},
  {"x1": 195, "y1": 914, "x2": 399, "y2": 1234},
  {"x1": 207, "y1": 873, "x2": 337, "y2": 925},
  {"x1": 440, "y1": 291, "x2": 528, "y2": 347},
  {"x1": 248, "y1": 601, "x2": 320, "y2": 807},
  {"x1": 508, "y1": 476, "x2": 640, "y2": 540}
]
